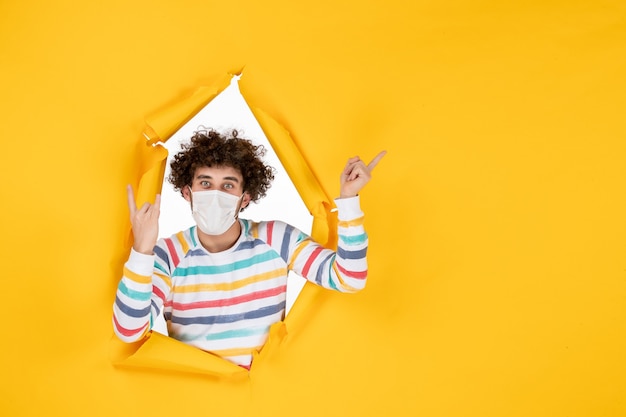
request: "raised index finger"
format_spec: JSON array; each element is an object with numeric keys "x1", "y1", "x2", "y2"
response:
[
  {"x1": 367, "y1": 150, "x2": 387, "y2": 171},
  {"x1": 153, "y1": 193, "x2": 161, "y2": 213},
  {"x1": 126, "y1": 184, "x2": 138, "y2": 215}
]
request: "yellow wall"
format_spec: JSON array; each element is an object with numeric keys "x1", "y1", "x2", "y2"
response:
[{"x1": 1, "y1": 1, "x2": 625, "y2": 416}]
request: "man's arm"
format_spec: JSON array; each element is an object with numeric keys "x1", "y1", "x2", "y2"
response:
[
  {"x1": 112, "y1": 250, "x2": 161, "y2": 341},
  {"x1": 272, "y1": 151, "x2": 386, "y2": 292},
  {"x1": 286, "y1": 195, "x2": 368, "y2": 293},
  {"x1": 112, "y1": 186, "x2": 170, "y2": 342}
]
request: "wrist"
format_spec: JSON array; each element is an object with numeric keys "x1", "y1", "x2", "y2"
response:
[
  {"x1": 133, "y1": 245, "x2": 154, "y2": 255},
  {"x1": 127, "y1": 248, "x2": 156, "y2": 276},
  {"x1": 334, "y1": 195, "x2": 363, "y2": 220}
]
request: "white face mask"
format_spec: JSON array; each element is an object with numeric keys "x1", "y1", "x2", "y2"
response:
[{"x1": 190, "y1": 189, "x2": 244, "y2": 235}]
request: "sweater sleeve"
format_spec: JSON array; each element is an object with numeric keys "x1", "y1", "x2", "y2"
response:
[
  {"x1": 112, "y1": 244, "x2": 173, "y2": 342},
  {"x1": 262, "y1": 195, "x2": 368, "y2": 293}
]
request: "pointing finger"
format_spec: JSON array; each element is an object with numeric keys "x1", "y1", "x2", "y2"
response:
[
  {"x1": 126, "y1": 184, "x2": 137, "y2": 215},
  {"x1": 153, "y1": 194, "x2": 161, "y2": 214},
  {"x1": 367, "y1": 150, "x2": 387, "y2": 171}
]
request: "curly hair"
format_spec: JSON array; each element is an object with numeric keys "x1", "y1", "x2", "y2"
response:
[{"x1": 168, "y1": 129, "x2": 275, "y2": 207}]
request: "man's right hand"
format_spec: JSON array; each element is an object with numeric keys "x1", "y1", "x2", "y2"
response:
[{"x1": 127, "y1": 185, "x2": 161, "y2": 255}]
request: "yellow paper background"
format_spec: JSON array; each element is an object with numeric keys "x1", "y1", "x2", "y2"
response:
[{"x1": 1, "y1": 1, "x2": 625, "y2": 416}]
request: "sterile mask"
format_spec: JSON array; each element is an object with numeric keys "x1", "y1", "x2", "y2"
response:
[{"x1": 190, "y1": 189, "x2": 244, "y2": 235}]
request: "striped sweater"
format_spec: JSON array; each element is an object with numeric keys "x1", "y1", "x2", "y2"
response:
[{"x1": 112, "y1": 196, "x2": 368, "y2": 368}]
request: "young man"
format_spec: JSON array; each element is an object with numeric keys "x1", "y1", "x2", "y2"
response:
[{"x1": 113, "y1": 129, "x2": 385, "y2": 369}]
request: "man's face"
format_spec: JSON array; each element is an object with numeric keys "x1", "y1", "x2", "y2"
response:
[{"x1": 183, "y1": 165, "x2": 251, "y2": 209}]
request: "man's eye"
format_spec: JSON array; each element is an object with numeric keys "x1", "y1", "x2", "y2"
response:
[
  {"x1": 200, "y1": 181, "x2": 210, "y2": 187},
  {"x1": 224, "y1": 183, "x2": 233, "y2": 189}
]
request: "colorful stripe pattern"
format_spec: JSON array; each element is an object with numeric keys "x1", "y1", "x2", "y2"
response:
[{"x1": 113, "y1": 202, "x2": 368, "y2": 368}]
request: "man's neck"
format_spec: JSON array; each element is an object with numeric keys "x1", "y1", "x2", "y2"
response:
[{"x1": 198, "y1": 220, "x2": 242, "y2": 253}]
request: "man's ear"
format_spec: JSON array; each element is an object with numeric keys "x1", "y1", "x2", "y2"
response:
[
  {"x1": 240, "y1": 192, "x2": 252, "y2": 210},
  {"x1": 182, "y1": 186, "x2": 192, "y2": 202}
]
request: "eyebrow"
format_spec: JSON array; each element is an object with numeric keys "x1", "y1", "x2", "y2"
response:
[{"x1": 196, "y1": 174, "x2": 240, "y2": 183}]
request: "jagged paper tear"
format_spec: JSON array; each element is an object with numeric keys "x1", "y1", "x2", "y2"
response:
[{"x1": 110, "y1": 73, "x2": 336, "y2": 377}]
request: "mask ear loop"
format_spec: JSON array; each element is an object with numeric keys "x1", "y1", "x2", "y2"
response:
[
  {"x1": 187, "y1": 185, "x2": 195, "y2": 209},
  {"x1": 236, "y1": 192, "x2": 246, "y2": 214}
]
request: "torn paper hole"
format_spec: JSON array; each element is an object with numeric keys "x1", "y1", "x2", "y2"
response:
[{"x1": 153, "y1": 75, "x2": 313, "y2": 336}]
